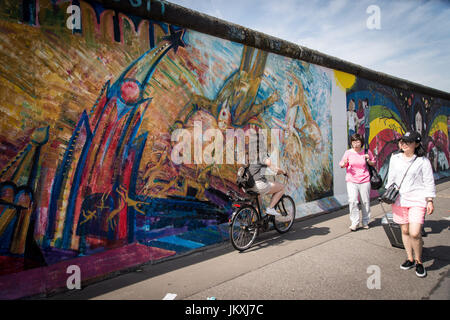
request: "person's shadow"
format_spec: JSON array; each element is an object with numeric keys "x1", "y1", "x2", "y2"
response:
[
  {"x1": 422, "y1": 219, "x2": 449, "y2": 236},
  {"x1": 422, "y1": 246, "x2": 450, "y2": 271},
  {"x1": 417, "y1": 219, "x2": 449, "y2": 271}
]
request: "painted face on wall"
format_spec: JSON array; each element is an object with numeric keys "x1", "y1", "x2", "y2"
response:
[
  {"x1": 415, "y1": 112, "x2": 423, "y2": 134},
  {"x1": 348, "y1": 99, "x2": 355, "y2": 112},
  {"x1": 362, "y1": 100, "x2": 368, "y2": 109}
]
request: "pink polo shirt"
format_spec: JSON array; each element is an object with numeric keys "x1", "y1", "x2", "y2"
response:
[{"x1": 339, "y1": 149, "x2": 375, "y2": 184}]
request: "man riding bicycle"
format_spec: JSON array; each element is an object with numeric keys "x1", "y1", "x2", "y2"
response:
[{"x1": 248, "y1": 155, "x2": 287, "y2": 217}]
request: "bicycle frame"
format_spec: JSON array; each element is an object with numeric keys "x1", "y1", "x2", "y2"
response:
[
  {"x1": 229, "y1": 192, "x2": 265, "y2": 225},
  {"x1": 228, "y1": 184, "x2": 283, "y2": 232},
  {"x1": 228, "y1": 173, "x2": 295, "y2": 251}
]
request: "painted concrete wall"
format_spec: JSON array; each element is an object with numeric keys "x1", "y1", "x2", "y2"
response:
[
  {"x1": 0, "y1": 0, "x2": 448, "y2": 299},
  {"x1": 346, "y1": 77, "x2": 450, "y2": 179}
]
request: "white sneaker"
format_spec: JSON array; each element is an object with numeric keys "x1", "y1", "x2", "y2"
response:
[{"x1": 266, "y1": 207, "x2": 281, "y2": 216}]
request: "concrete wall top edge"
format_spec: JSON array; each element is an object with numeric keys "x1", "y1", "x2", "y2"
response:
[{"x1": 96, "y1": 0, "x2": 450, "y2": 100}]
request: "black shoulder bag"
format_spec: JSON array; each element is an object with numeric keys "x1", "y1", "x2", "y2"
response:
[
  {"x1": 365, "y1": 148, "x2": 383, "y2": 190},
  {"x1": 380, "y1": 156, "x2": 416, "y2": 204}
]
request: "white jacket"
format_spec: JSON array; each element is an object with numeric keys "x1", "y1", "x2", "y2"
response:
[{"x1": 386, "y1": 153, "x2": 436, "y2": 207}]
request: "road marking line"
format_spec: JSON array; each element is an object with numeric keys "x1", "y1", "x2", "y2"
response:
[{"x1": 163, "y1": 293, "x2": 177, "y2": 300}]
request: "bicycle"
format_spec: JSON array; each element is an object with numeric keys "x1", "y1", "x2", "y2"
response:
[{"x1": 228, "y1": 174, "x2": 296, "y2": 251}]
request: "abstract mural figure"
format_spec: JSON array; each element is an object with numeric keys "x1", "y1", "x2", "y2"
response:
[
  {"x1": 0, "y1": 126, "x2": 49, "y2": 258},
  {"x1": 272, "y1": 72, "x2": 323, "y2": 188},
  {"x1": 172, "y1": 46, "x2": 279, "y2": 131},
  {"x1": 141, "y1": 144, "x2": 170, "y2": 195},
  {"x1": 76, "y1": 184, "x2": 149, "y2": 254},
  {"x1": 139, "y1": 137, "x2": 227, "y2": 200},
  {"x1": 152, "y1": 160, "x2": 228, "y2": 201},
  {"x1": 46, "y1": 27, "x2": 186, "y2": 251},
  {"x1": 149, "y1": 46, "x2": 280, "y2": 201}
]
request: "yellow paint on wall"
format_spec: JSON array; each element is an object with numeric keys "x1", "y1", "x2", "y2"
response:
[
  {"x1": 369, "y1": 117, "x2": 404, "y2": 144},
  {"x1": 429, "y1": 115, "x2": 449, "y2": 139},
  {"x1": 334, "y1": 70, "x2": 356, "y2": 91}
]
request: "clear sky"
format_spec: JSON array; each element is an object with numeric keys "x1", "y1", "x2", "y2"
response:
[{"x1": 168, "y1": 0, "x2": 450, "y2": 93}]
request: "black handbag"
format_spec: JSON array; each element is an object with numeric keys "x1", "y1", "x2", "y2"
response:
[
  {"x1": 365, "y1": 149, "x2": 382, "y2": 189},
  {"x1": 380, "y1": 183, "x2": 400, "y2": 204},
  {"x1": 368, "y1": 163, "x2": 383, "y2": 189},
  {"x1": 380, "y1": 156, "x2": 416, "y2": 204}
]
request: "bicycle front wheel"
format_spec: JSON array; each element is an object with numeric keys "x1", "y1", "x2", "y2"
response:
[
  {"x1": 273, "y1": 195, "x2": 296, "y2": 233},
  {"x1": 230, "y1": 206, "x2": 259, "y2": 251}
]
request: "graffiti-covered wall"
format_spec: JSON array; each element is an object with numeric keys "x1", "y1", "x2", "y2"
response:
[
  {"x1": 0, "y1": 0, "x2": 448, "y2": 299},
  {"x1": 346, "y1": 77, "x2": 450, "y2": 185}
]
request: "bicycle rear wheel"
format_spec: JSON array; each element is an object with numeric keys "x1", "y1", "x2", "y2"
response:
[
  {"x1": 273, "y1": 195, "x2": 295, "y2": 233},
  {"x1": 230, "y1": 206, "x2": 259, "y2": 251}
]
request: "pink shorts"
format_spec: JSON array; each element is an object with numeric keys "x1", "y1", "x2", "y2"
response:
[{"x1": 392, "y1": 204, "x2": 426, "y2": 225}]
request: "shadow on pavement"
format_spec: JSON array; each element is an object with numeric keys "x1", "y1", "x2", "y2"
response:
[
  {"x1": 423, "y1": 246, "x2": 450, "y2": 271},
  {"x1": 244, "y1": 224, "x2": 331, "y2": 253},
  {"x1": 423, "y1": 219, "x2": 450, "y2": 236}
]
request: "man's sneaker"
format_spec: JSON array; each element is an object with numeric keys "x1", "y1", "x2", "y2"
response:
[
  {"x1": 349, "y1": 225, "x2": 357, "y2": 232},
  {"x1": 415, "y1": 263, "x2": 427, "y2": 278},
  {"x1": 362, "y1": 224, "x2": 370, "y2": 230},
  {"x1": 266, "y1": 207, "x2": 281, "y2": 216},
  {"x1": 400, "y1": 260, "x2": 415, "y2": 270}
]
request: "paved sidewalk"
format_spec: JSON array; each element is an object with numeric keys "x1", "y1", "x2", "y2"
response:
[{"x1": 45, "y1": 180, "x2": 450, "y2": 300}]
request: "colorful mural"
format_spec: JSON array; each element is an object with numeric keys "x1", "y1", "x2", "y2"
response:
[
  {"x1": 0, "y1": 0, "x2": 333, "y2": 295},
  {"x1": 346, "y1": 77, "x2": 450, "y2": 186},
  {"x1": 0, "y1": 1, "x2": 447, "y2": 298}
]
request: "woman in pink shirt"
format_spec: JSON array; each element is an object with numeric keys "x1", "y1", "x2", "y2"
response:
[{"x1": 339, "y1": 134, "x2": 376, "y2": 231}]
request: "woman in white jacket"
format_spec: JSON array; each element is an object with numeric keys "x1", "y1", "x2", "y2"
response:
[{"x1": 386, "y1": 131, "x2": 435, "y2": 278}]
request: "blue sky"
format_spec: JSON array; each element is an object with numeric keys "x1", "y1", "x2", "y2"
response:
[{"x1": 168, "y1": 0, "x2": 450, "y2": 93}]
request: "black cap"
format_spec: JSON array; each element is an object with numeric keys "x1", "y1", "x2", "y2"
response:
[{"x1": 399, "y1": 131, "x2": 421, "y2": 143}]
